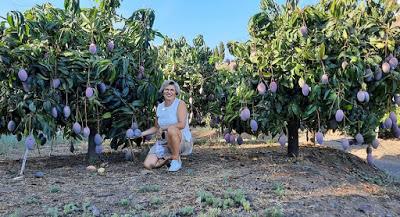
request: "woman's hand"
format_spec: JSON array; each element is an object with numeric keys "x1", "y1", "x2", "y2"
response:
[{"x1": 158, "y1": 127, "x2": 168, "y2": 139}]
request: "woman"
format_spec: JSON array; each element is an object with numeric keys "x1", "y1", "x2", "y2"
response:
[{"x1": 140, "y1": 80, "x2": 193, "y2": 172}]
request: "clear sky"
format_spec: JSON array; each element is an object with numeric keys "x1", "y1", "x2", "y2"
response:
[{"x1": 0, "y1": 0, "x2": 318, "y2": 49}]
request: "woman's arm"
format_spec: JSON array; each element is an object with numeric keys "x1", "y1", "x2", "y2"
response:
[
  {"x1": 169, "y1": 101, "x2": 188, "y2": 130},
  {"x1": 140, "y1": 117, "x2": 160, "y2": 137}
]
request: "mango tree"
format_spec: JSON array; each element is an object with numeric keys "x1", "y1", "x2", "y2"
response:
[
  {"x1": 0, "y1": 0, "x2": 162, "y2": 162},
  {"x1": 157, "y1": 35, "x2": 220, "y2": 126},
  {"x1": 222, "y1": 0, "x2": 400, "y2": 160}
]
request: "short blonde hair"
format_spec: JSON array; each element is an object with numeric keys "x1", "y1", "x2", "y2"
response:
[{"x1": 159, "y1": 80, "x2": 180, "y2": 95}]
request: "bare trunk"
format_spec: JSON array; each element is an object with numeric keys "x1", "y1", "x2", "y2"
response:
[{"x1": 287, "y1": 118, "x2": 299, "y2": 157}]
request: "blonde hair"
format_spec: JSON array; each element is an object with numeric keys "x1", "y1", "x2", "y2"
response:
[{"x1": 159, "y1": 80, "x2": 180, "y2": 95}]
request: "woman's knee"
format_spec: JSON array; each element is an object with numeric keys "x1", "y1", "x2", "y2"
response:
[
  {"x1": 143, "y1": 154, "x2": 158, "y2": 169},
  {"x1": 143, "y1": 161, "x2": 154, "y2": 170},
  {"x1": 167, "y1": 126, "x2": 182, "y2": 139},
  {"x1": 167, "y1": 126, "x2": 179, "y2": 135}
]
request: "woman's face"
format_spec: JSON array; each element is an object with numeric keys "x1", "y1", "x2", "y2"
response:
[{"x1": 163, "y1": 84, "x2": 177, "y2": 101}]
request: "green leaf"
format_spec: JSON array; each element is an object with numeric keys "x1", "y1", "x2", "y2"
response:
[
  {"x1": 318, "y1": 43, "x2": 325, "y2": 60},
  {"x1": 102, "y1": 112, "x2": 112, "y2": 119},
  {"x1": 343, "y1": 104, "x2": 353, "y2": 111},
  {"x1": 323, "y1": 90, "x2": 330, "y2": 100},
  {"x1": 289, "y1": 103, "x2": 300, "y2": 116},
  {"x1": 29, "y1": 102, "x2": 36, "y2": 112},
  {"x1": 7, "y1": 14, "x2": 14, "y2": 27},
  {"x1": 131, "y1": 100, "x2": 143, "y2": 107},
  {"x1": 304, "y1": 104, "x2": 317, "y2": 117},
  {"x1": 342, "y1": 29, "x2": 348, "y2": 39}
]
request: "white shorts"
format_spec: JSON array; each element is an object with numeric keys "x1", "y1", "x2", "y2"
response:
[{"x1": 148, "y1": 138, "x2": 193, "y2": 158}]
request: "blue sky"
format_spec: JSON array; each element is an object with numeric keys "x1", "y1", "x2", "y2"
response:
[{"x1": 1, "y1": 0, "x2": 318, "y2": 49}]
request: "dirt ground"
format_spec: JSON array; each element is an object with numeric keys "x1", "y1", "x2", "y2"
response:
[{"x1": 0, "y1": 129, "x2": 400, "y2": 217}]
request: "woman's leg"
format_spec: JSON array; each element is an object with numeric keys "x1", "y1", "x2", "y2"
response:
[
  {"x1": 143, "y1": 154, "x2": 158, "y2": 169},
  {"x1": 166, "y1": 126, "x2": 182, "y2": 160},
  {"x1": 143, "y1": 154, "x2": 171, "y2": 169}
]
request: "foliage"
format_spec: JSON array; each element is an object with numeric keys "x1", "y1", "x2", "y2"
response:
[
  {"x1": 197, "y1": 188, "x2": 251, "y2": 211},
  {"x1": 157, "y1": 35, "x2": 220, "y2": 126},
  {"x1": 221, "y1": 0, "x2": 400, "y2": 153},
  {"x1": 0, "y1": 0, "x2": 162, "y2": 158},
  {"x1": 177, "y1": 206, "x2": 195, "y2": 216}
]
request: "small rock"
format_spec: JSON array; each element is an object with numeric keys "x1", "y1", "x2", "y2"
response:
[
  {"x1": 97, "y1": 168, "x2": 105, "y2": 175},
  {"x1": 86, "y1": 165, "x2": 97, "y2": 172},
  {"x1": 91, "y1": 205, "x2": 100, "y2": 217},
  {"x1": 34, "y1": 171, "x2": 44, "y2": 178}
]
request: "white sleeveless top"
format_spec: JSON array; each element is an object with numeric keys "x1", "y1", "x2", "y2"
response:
[{"x1": 156, "y1": 98, "x2": 192, "y2": 142}]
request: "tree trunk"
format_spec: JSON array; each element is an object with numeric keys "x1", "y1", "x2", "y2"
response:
[
  {"x1": 287, "y1": 118, "x2": 299, "y2": 157},
  {"x1": 87, "y1": 129, "x2": 98, "y2": 162}
]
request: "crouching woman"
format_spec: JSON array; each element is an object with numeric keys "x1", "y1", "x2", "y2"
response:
[{"x1": 140, "y1": 80, "x2": 193, "y2": 172}]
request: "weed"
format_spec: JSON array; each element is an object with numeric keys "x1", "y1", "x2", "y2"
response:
[
  {"x1": 150, "y1": 196, "x2": 162, "y2": 206},
  {"x1": 264, "y1": 206, "x2": 283, "y2": 217},
  {"x1": 198, "y1": 208, "x2": 222, "y2": 217},
  {"x1": 198, "y1": 189, "x2": 251, "y2": 211},
  {"x1": 159, "y1": 209, "x2": 174, "y2": 217},
  {"x1": 49, "y1": 185, "x2": 60, "y2": 193},
  {"x1": 63, "y1": 203, "x2": 78, "y2": 215},
  {"x1": 223, "y1": 198, "x2": 235, "y2": 209},
  {"x1": 118, "y1": 198, "x2": 130, "y2": 207},
  {"x1": 25, "y1": 195, "x2": 40, "y2": 205},
  {"x1": 45, "y1": 207, "x2": 59, "y2": 217},
  {"x1": 273, "y1": 183, "x2": 285, "y2": 197},
  {"x1": 197, "y1": 190, "x2": 214, "y2": 203},
  {"x1": 178, "y1": 206, "x2": 195, "y2": 216}
]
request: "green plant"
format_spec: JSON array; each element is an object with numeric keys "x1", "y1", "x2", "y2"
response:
[
  {"x1": 264, "y1": 206, "x2": 284, "y2": 217},
  {"x1": 273, "y1": 183, "x2": 285, "y2": 197},
  {"x1": 25, "y1": 195, "x2": 40, "y2": 205},
  {"x1": 242, "y1": 200, "x2": 251, "y2": 212},
  {"x1": 63, "y1": 203, "x2": 78, "y2": 215},
  {"x1": 159, "y1": 210, "x2": 174, "y2": 217},
  {"x1": 198, "y1": 208, "x2": 222, "y2": 217},
  {"x1": 0, "y1": 0, "x2": 162, "y2": 161},
  {"x1": 222, "y1": 198, "x2": 235, "y2": 209},
  {"x1": 197, "y1": 190, "x2": 214, "y2": 202},
  {"x1": 198, "y1": 189, "x2": 251, "y2": 211},
  {"x1": 118, "y1": 198, "x2": 130, "y2": 207},
  {"x1": 45, "y1": 207, "x2": 59, "y2": 217},
  {"x1": 220, "y1": 0, "x2": 400, "y2": 158},
  {"x1": 157, "y1": 35, "x2": 218, "y2": 127},
  {"x1": 178, "y1": 206, "x2": 195, "y2": 216},
  {"x1": 81, "y1": 201, "x2": 92, "y2": 217},
  {"x1": 150, "y1": 196, "x2": 162, "y2": 206},
  {"x1": 49, "y1": 185, "x2": 60, "y2": 193}
]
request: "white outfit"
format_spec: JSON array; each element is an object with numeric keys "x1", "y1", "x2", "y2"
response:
[{"x1": 148, "y1": 98, "x2": 193, "y2": 158}]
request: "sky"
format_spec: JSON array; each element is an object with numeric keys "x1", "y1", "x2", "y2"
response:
[{"x1": 0, "y1": 0, "x2": 318, "y2": 51}]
